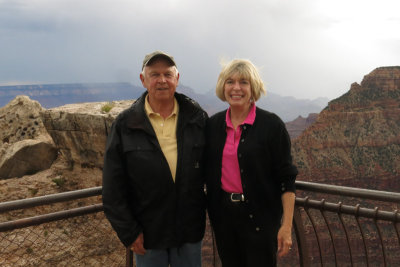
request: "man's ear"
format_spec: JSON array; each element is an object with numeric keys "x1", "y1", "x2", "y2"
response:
[{"x1": 140, "y1": 73, "x2": 145, "y2": 86}]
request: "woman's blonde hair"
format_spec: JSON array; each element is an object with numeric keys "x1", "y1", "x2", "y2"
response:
[{"x1": 215, "y1": 59, "x2": 266, "y2": 102}]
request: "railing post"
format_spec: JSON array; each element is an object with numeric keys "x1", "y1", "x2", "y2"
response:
[
  {"x1": 293, "y1": 206, "x2": 310, "y2": 267},
  {"x1": 126, "y1": 248, "x2": 133, "y2": 267}
]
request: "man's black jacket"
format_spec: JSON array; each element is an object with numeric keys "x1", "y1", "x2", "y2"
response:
[{"x1": 102, "y1": 92, "x2": 208, "y2": 249}]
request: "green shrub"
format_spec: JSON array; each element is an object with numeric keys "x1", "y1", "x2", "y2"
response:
[
  {"x1": 28, "y1": 188, "x2": 38, "y2": 196},
  {"x1": 101, "y1": 102, "x2": 114, "y2": 113},
  {"x1": 52, "y1": 177, "x2": 66, "y2": 187}
]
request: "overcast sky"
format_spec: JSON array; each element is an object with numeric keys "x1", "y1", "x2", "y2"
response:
[{"x1": 1, "y1": 0, "x2": 399, "y2": 100}]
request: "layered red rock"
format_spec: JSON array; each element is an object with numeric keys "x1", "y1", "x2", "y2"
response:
[
  {"x1": 285, "y1": 113, "x2": 318, "y2": 139},
  {"x1": 292, "y1": 66, "x2": 400, "y2": 190}
]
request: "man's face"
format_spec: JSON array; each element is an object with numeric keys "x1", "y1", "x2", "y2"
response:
[{"x1": 140, "y1": 58, "x2": 179, "y2": 104}]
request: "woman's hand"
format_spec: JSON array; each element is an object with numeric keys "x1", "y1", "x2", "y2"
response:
[
  {"x1": 278, "y1": 191, "x2": 295, "y2": 258},
  {"x1": 277, "y1": 224, "x2": 293, "y2": 258}
]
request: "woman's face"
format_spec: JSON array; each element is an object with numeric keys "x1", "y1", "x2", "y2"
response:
[{"x1": 224, "y1": 73, "x2": 252, "y2": 109}]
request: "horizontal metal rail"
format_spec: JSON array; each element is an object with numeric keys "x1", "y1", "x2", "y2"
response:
[
  {"x1": 2, "y1": 182, "x2": 398, "y2": 214},
  {"x1": 296, "y1": 197, "x2": 400, "y2": 222},
  {"x1": 0, "y1": 204, "x2": 103, "y2": 232},
  {"x1": 0, "y1": 186, "x2": 102, "y2": 213},
  {"x1": 296, "y1": 180, "x2": 400, "y2": 203}
]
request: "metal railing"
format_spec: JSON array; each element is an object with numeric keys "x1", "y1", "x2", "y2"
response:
[
  {"x1": 0, "y1": 187, "x2": 103, "y2": 232},
  {"x1": 0, "y1": 187, "x2": 125, "y2": 267},
  {"x1": 293, "y1": 181, "x2": 400, "y2": 267},
  {"x1": 1, "y1": 182, "x2": 399, "y2": 266}
]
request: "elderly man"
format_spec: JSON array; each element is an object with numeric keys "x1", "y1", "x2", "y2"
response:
[{"x1": 102, "y1": 51, "x2": 208, "y2": 267}]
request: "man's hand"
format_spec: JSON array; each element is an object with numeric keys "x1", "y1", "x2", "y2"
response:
[
  {"x1": 277, "y1": 225, "x2": 292, "y2": 259},
  {"x1": 130, "y1": 233, "x2": 146, "y2": 255}
]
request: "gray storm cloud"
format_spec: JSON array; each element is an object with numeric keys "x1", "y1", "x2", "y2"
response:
[{"x1": 0, "y1": 0, "x2": 399, "y2": 99}]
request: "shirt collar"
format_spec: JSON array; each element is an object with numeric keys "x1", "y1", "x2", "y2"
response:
[
  {"x1": 145, "y1": 95, "x2": 178, "y2": 118},
  {"x1": 225, "y1": 103, "x2": 256, "y2": 128}
]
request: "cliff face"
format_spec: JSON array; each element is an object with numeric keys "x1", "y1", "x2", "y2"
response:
[
  {"x1": 292, "y1": 67, "x2": 400, "y2": 190},
  {"x1": 40, "y1": 100, "x2": 134, "y2": 169}
]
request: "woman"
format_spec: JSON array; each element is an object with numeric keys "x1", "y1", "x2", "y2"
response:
[{"x1": 205, "y1": 59, "x2": 298, "y2": 267}]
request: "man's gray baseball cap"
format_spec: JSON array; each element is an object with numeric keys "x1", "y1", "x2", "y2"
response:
[{"x1": 142, "y1": 51, "x2": 176, "y2": 70}]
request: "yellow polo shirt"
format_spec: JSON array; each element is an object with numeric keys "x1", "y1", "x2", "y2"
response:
[{"x1": 145, "y1": 95, "x2": 179, "y2": 181}]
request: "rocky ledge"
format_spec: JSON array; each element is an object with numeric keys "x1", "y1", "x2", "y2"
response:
[{"x1": 0, "y1": 96, "x2": 134, "y2": 179}]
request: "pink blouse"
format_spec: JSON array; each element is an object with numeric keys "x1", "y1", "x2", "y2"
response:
[{"x1": 221, "y1": 104, "x2": 256, "y2": 193}]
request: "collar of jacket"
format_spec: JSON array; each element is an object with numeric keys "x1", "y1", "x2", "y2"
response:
[{"x1": 125, "y1": 91, "x2": 206, "y2": 132}]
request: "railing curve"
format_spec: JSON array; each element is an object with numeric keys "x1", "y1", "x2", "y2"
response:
[{"x1": 294, "y1": 181, "x2": 400, "y2": 267}]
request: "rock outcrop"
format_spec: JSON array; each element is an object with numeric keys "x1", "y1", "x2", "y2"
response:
[
  {"x1": 0, "y1": 96, "x2": 57, "y2": 179},
  {"x1": 285, "y1": 113, "x2": 318, "y2": 139},
  {"x1": 40, "y1": 100, "x2": 134, "y2": 169},
  {"x1": 292, "y1": 67, "x2": 400, "y2": 190},
  {"x1": 0, "y1": 96, "x2": 134, "y2": 179}
]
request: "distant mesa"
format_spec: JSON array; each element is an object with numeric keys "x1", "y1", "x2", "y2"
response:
[
  {"x1": 0, "y1": 82, "x2": 141, "y2": 109},
  {"x1": 0, "y1": 82, "x2": 328, "y2": 122},
  {"x1": 285, "y1": 113, "x2": 318, "y2": 139}
]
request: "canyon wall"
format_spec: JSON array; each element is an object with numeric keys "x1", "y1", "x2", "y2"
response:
[{"x1": 292, "y1": 67, "x2": 400, "y2": 190}]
